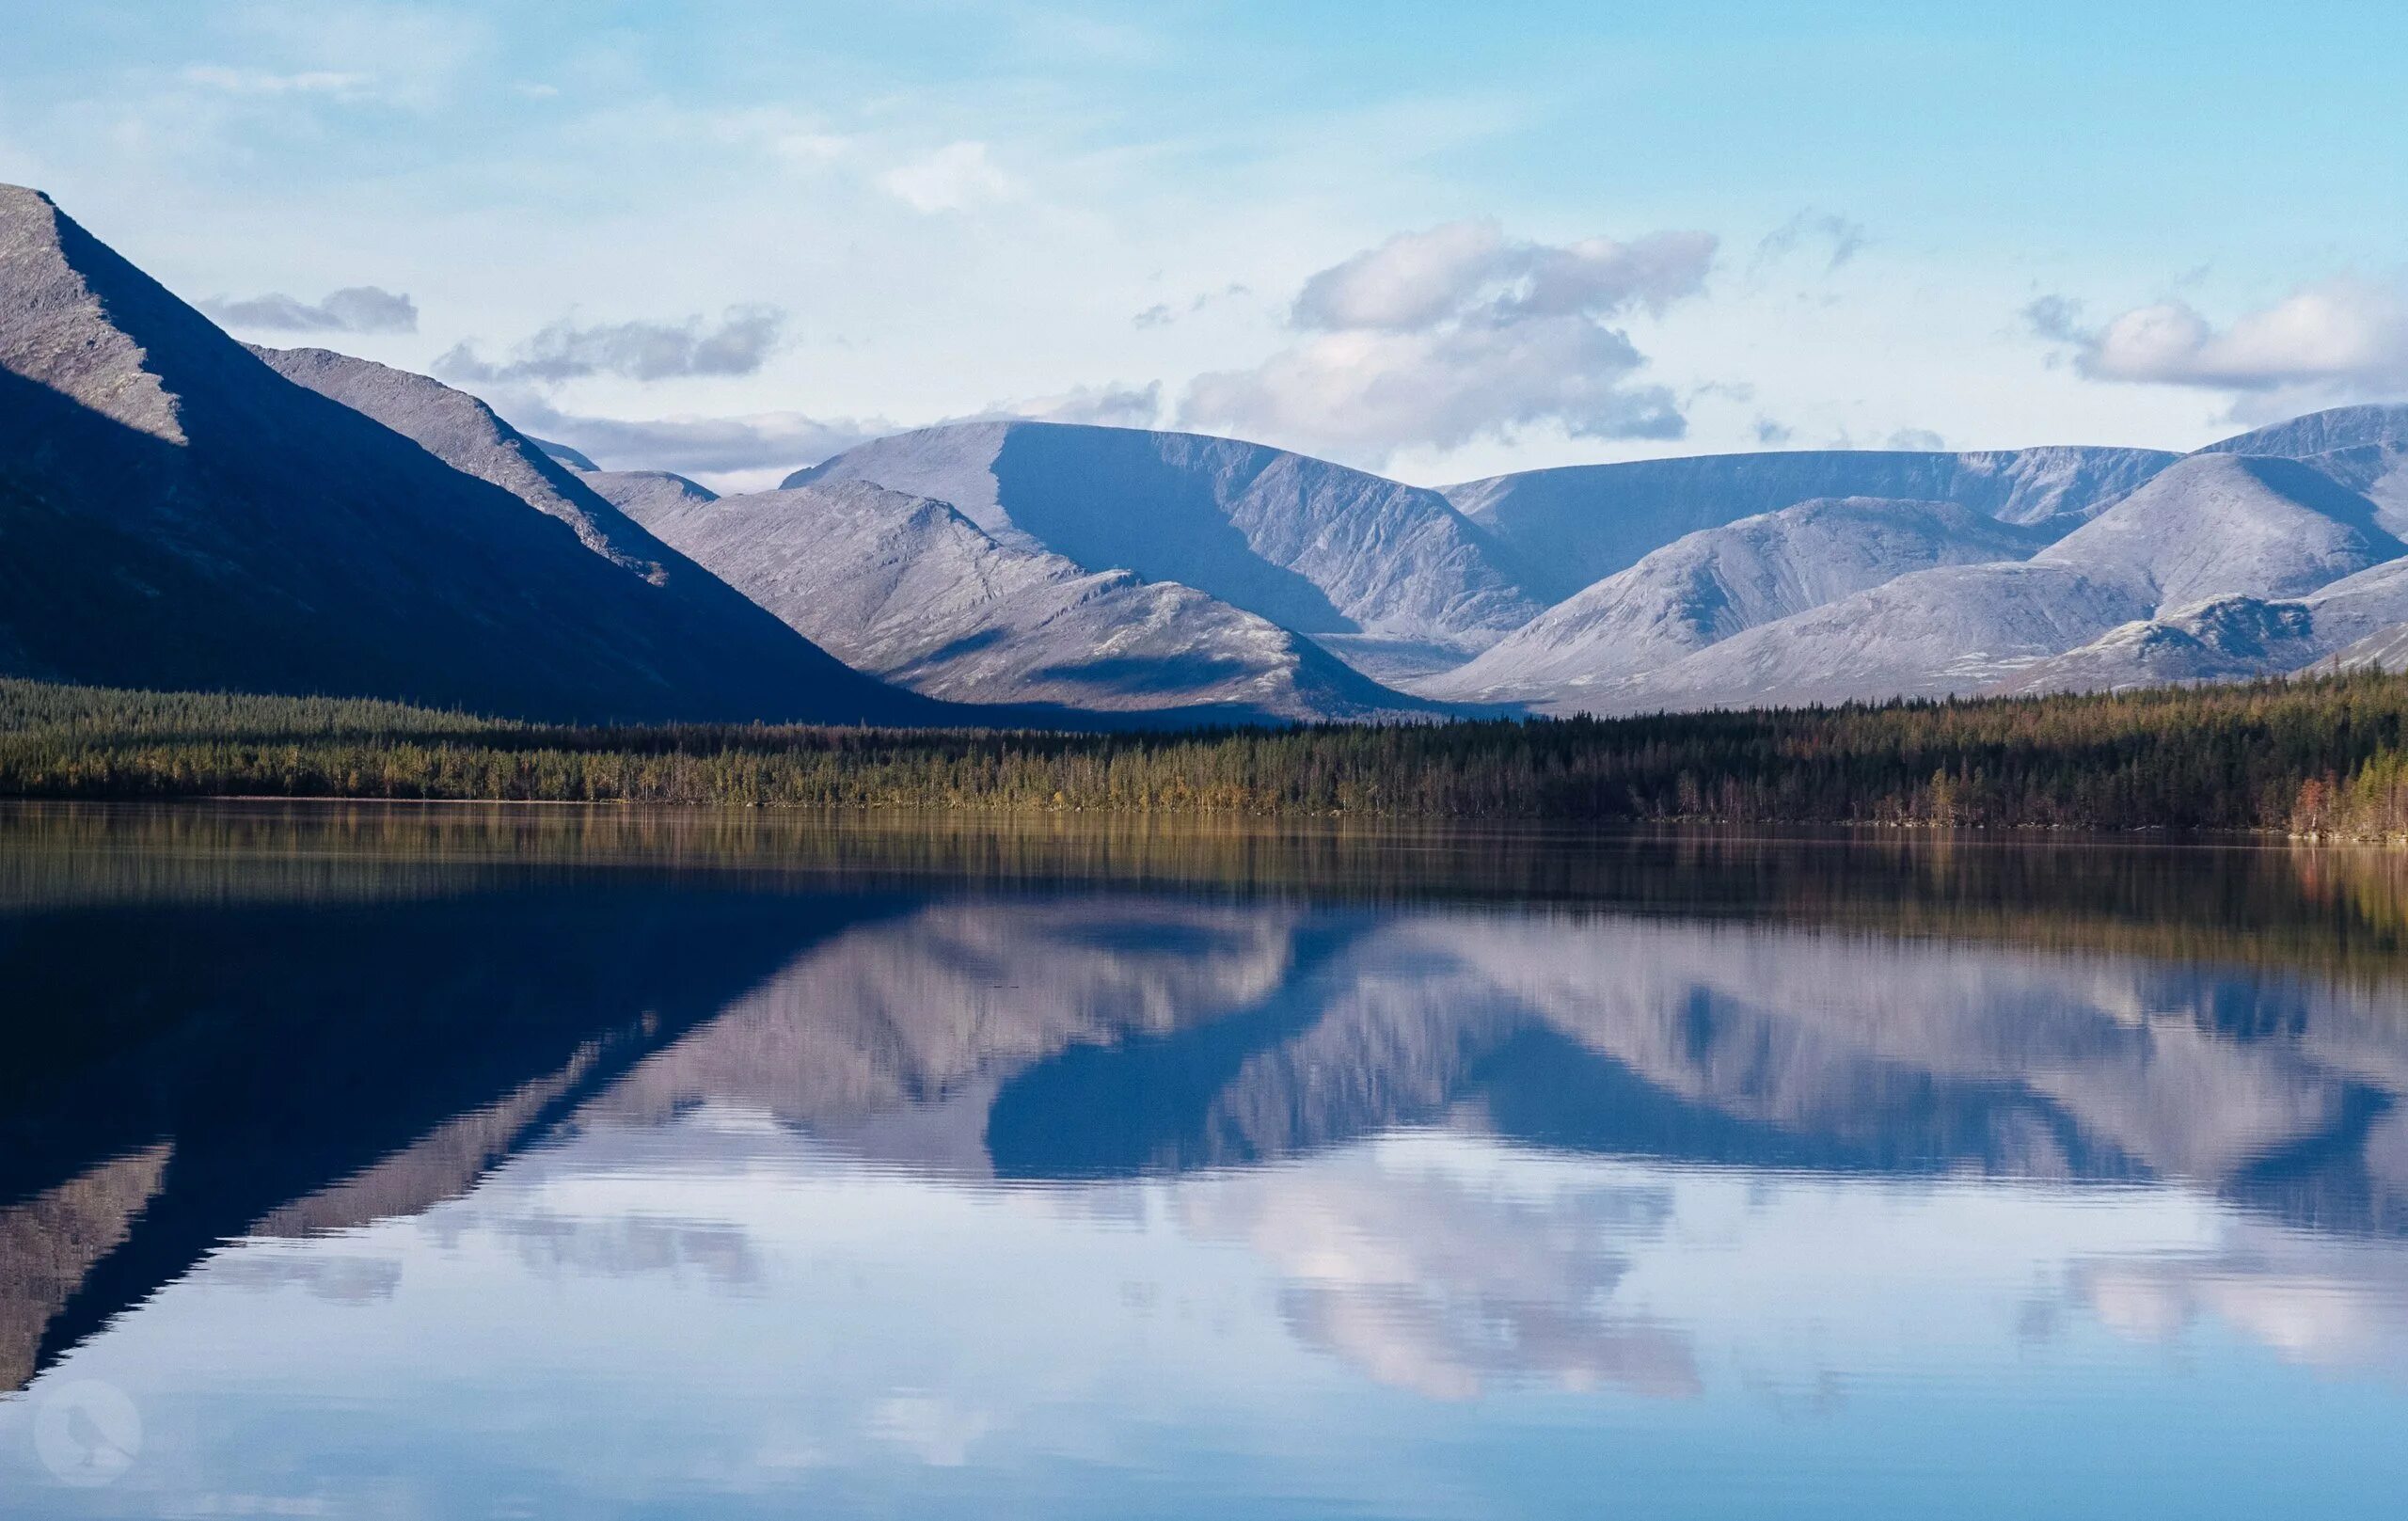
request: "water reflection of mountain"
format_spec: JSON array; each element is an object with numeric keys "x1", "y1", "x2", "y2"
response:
[
  {"x1": 639, "y1": 899, "x2": 2405, "y2": 1237},
  {"x1": 0, "y1": 880, "x2": 911, "y2": 1390},
  {"x1": 6, "y1": 803, "x2": 2408, "y2": 1394}
]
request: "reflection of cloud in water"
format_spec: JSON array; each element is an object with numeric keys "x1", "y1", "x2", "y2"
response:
[
  {"x1": 212, "y1": 1250, "x2": 404, "y2": 1306},
  {"x1": 870, "y1": 1394, "x2": 995, "y2": 1467},
  {"x1": 422, "y1": 1199, "x2": 762, "y2": 1291},
  {"x1": 2068, "y1": 1221, "x2": 2408, "y2": 1380},
  {"x1": 1178, "y1": 1142, "x2": 1697, "y2": 1401}
]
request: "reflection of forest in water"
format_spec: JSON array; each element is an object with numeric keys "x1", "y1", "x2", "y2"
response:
[{"x1": 5, "y1": 800, "x2": 2407, "y2": 1396}]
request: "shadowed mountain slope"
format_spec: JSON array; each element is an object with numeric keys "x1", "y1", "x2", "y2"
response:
[
  {"x1": 622, "y1": 478, "x2": 1445, "y2": 721},
  {"x1": 0, "y1": 185, "x2": 934, "y2": 725},
  {"x1": 790, "y1": 420, "x2": 1542, "y2": 676}
]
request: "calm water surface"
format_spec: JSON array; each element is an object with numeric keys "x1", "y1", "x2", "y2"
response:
[{"x1": 4, "y1": 803, "x2": 2407, "y2": 1517}]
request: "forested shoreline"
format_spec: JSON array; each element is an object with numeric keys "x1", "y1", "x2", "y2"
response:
[{"x1": 7, "y1": 674, "x2": 2408, "y2": 839}]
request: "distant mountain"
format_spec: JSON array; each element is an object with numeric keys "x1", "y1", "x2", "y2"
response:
[
  {"x1": 620, "y1": 479, "x2": 1441, "y2": 721},
  {"x1": 2035, "y1": 453, "x2": 2400, "y2": 607},
  {"x1": 2197, "y1": 404, "x2": 2408, "y2": 460},
  {"x1": 791, "y1": 420, "x2": 1542, "y2": 679},
  {"x1": 527, "y1": 436, "x2": 597, "y2": 470},
  {"x1": 2004, "y1": 552, "x2": 2408, "y2": 697},
  {"x1": 0, "y1": 185, "x2": 934, "y2": 725},
  {"x1": 1980, "y1": 456, "x2": 2408, "y2": 697},
  {"x1": 1443, "y1": 445, "x2": 2177, "y2": 603},
  {"x1": 577, "y1": 467, "x2": 720, "y2": 520},
  {"x1": 1418, "y1": 498, "x2": 2039, "y2": 705},
  {"x1": 1538, "y1": 453, "x2": 2400, "y2": 713},
  {"x1": 1564, "y1": 562, "x2": 2144, "y2": 713}
]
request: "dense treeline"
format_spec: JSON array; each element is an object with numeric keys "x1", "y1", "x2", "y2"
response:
[{"x1": 8, "y1": 673, "x2": 2408, "y2": 834}]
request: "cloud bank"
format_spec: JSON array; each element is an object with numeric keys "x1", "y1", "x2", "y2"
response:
[
  {"x1": 201, "y1": 286, "x2": 418, "y2": 334},
  {"x1": 498, "y1": 393, "x2": 892, "y2": 478},
  {"x1": 436, "y1": 306, "x2": 785, "y2": 385},
  {"x1": 880, "y1": 141, "x2": 1015, "y2": 214},
  {"x1": 960, "y1": 380, "x2": 1162, "y2": 428},
  {"x1": 1180, "y1": 220, "x2": 1715, "y2": 463},
  {"x1": 2030, "y1": 278, "x2": 2408, "y2": 411}
]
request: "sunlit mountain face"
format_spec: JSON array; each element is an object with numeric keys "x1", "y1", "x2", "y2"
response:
[{"x1": 5, "y1": 804, "x2": 2408, "y2": 1517}]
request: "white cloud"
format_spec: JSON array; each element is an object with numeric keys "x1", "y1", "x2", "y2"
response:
[
  {"x1": 1180, "y1": 219, "x2": 1714, "y2": 462},
  {"x1": 1291, "y1": 219, "x2": 1509, "y2": 333},
  {"x1": 181, "y1": 65, "x2": 373, "y2": 98},
  {"x1": 960, "y1": 380, "x2": 1162, "y2": 428},
  {"x1": 695, "y1": 107, "x2": 852, "y2": 169},
  {"x1": 879, "y1": 141, "x2": 1015, "y2": 214},
  {"x1": 200, "y1": 284, "x2": 417, "y2": 333},
  {"x1": 232, "y1": 2, "x2": 493, "y2": 112},
  {"x1": 1756, "y1": 209, "x2": 1867, "y2": 274},
  {"x1": 492, "y1": 394, "x2": 891, "y2": 481},
  {"x1": 436, "y1": 307, "x2": 786, "y2": 385},
  {"x1": 2030, "y1": 278, "x2": 2408, "y2": 403}
]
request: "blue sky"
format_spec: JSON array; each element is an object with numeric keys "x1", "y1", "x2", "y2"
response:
[{"x1": 5, "y1": 1, "x2": 2404, "y2": 486}]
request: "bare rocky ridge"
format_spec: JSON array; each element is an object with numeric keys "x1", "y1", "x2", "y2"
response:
[
  {"x1": 2321, "y1": 620, "x2": 2408, "y2": 674},
  {"x1": 620, "y1": 477, "x2": 1443, "y2": 721},
  {"x1": 1443, "y1": 445, "x2": 2178, "y2": 603},
  {"x1": 2198, "y1": 404, "x2": 2408, "y2": 461},
  {"x1": 576, "y1": 467, "x2": 719, "y2": 520},
  {"x1": 253, "y1": 345, "x2": 673, "y2": 579},
  {"x1": 1508, "y1": 453, "x2": 2404, "y2": 714},
  {"x1": 1979, "y1": 456, "x2": 2408, "y2": 696},
  {"x1": 2033, "y1": 453, "x2": 2401, "y2": 607},
  {"x1": 1991, "y1": 597, "x2": 2326, "y2": 695},
  {"x1": 0, "y1": 184, "x2": 937, "y2": 725},
  {"x1": 527, "y1": 436, "x2": 597, "y2": 470},
  {"x1": 1560, "y1": 562, "x2": 2149, "y2": 713},
  {"x1": 792, "y1": 420, "x2": 1543, "y2": 679},
  {"x1": 1418, "y1": 498, "x2": 2041, "y2": 705}
]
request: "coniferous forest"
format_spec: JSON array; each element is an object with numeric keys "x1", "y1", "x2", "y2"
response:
[{"x1": 7, "y1": 673, "x2": 2408, "y2": 839}]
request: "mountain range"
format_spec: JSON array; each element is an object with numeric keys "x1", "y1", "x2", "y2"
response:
[{"x1": 8, "y1": 181, "x2": 2408, "y2": 727}]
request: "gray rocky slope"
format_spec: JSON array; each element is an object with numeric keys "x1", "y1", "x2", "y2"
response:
[
  {"x1": 0, "y1": 184, "x2": 937, "y2": 724},
  {"x1": 1417, "y1": 498, "x2": 2042, "y2": 705},
  {"x1": 1979, "y1": 422, "x2": 2408, "y2": 695},
  {"x1": 1988, "y1": 597, "x2": 2327, "y2": 695},
  {"x1": 1443, "y1": 445, "x2": 2178, "y2": 603},
  {"x1": 2325, "y1": 621, "x2": 2408, "y2": 673},
  {"x1": 1529, "y1": 453, "x2": 2402, "y2": 714},
  {"x1": 790, "y1": 420, "x2": 1543, "y2": 678},
  {"x1": 575, "y1": 467, "x2": 719, "y2": 521},
  {"x1": 253, "y1": 345, "x2": 681, "y2": 579},
  {"x1": 2199, "y1": 404, "x2": 2408, "y2": 461},
  {"x1": 618, "y1": 478, "x2": 1442, "y2": 721}
]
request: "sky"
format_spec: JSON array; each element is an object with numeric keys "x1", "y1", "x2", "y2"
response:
[{"x1": 5, "y1": 1, "x2": 2407, "y2": 490}]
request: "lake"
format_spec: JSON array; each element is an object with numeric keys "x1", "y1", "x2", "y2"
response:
[{"x1": 3, "y1": 802, "x2": 2406, "y2": 1517}]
